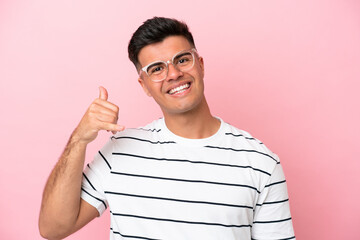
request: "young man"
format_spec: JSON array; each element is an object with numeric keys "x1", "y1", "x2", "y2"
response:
[{"x1": 39, "y1": 17, "x2": 295, "y2": 240}]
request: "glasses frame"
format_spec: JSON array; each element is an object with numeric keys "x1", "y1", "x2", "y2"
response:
[{"x1": 139, "y1": 48, "x2": 198, "y2": 82}]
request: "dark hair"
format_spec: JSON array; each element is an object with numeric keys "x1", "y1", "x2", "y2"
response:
[{"x1": 128, "y1": 17, "x2": 196, "y2": 70}]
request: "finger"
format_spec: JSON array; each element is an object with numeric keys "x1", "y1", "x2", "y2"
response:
[
  {"x1": 95, "y1": 112, "x2": 118, "y2": 124},
  {"x1": 99, "y1": 122, "x2": 124, "y2": 132},
  {"x1": 94, "y1": 99, "x2": 119, "y2": 113},
  {"x1": 93, "y1": 104, "x2": 119, "y2": 120},
  {"x1": 111, "y1": 128, "x2": 124, "y2": 134},
  {"x1": 99, "y1": 86, "x2": 108, "y2": 101}
]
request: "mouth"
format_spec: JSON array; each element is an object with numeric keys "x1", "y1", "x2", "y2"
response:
[{"x1": 167, "y1": 82, "x2": 191, "y2": 95}]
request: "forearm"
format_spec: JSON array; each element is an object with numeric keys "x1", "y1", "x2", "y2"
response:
[
  {"x1": 39, "y1": 87, "x2": 122, "y2": 239},
  {"x1": 39, "y1": 133, "x2": 87, "y2": 238}
]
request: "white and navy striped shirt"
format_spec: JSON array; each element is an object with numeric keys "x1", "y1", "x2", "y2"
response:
[{"x1": 81, "y1": 118, "x2": 295, "y2": 240}]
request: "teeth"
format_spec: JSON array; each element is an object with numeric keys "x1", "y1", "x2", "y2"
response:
[{"x1": 169, "y1": 83, "x2": 190, "y2": 95}]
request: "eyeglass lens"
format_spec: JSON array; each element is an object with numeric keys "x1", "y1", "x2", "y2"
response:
[{"x1": 146, "y1": 51, "x2": 194, "y2": 81}]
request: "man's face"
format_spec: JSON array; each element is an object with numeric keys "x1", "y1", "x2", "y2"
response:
[{"x1": 137, "y1": 36, "x2": 205, "y2": 117}]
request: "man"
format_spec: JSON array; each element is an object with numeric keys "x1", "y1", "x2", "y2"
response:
[{"x1": 39, "y1": 17, "x2": 295, "y2": 240}]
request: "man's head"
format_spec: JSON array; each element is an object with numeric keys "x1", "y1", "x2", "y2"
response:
[
  {"x1": 128, "y1": 17, "x2": 196, "y2": 71},
  {"x1": 128, "y1": 17, "x2": 206, "y2": 118}
]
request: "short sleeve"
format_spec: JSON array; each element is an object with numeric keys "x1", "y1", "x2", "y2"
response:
[
  {"x1": 252, "y1": 162, "x2": 296, "y2": 240},
  {"x1": 81, "y1": 139, "x2": 113, "y2": 216}
]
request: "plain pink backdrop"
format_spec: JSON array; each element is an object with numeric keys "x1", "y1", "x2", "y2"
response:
[{"x1": 1, "y1": 0, "x2": 359, "y2": 239}]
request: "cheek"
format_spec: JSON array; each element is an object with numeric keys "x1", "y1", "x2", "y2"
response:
[
  {"x1": 147, "y1": 83, "x2": 164, "y2": 97},
  {"x1": 145, "y1": 89, "x2": 152, "y2": 97},
  {"x1": 139, "y1": 80, "x2": 154, "y2": 97},
  {"x1": 193, "y1": 64, "x2": 204, "y2": 79},
  {"x1": 194, "y1": 70, "x2": 204, "y2": 85}
]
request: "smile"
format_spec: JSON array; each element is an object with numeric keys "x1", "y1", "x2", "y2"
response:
[{"x1": 168, "y1": 83, "x2": 191, "y2": 95}]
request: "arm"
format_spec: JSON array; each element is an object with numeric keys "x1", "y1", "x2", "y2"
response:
[
  {"x1": 252, "y1": 163, "x2": 296, "y2": 240},
  {"x1": 39, "y1": 87, "x2": 124, "y2": 239}
]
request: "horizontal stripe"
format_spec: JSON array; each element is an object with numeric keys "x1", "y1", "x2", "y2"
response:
[
  {"x1": 104, "y1": 191, "x2": 253, "y2": 209},
  {"x1": 81, "y1": 188, "x2": 107, "y2": 209},
  {"x1": 278, "y1": 237, "x2": 296, "y2": 240},
  {"x1": 111, "y1": 136, "x2": 175, "y2": 144},
  {"x1": 265, "y1": 180, "x2": 286, "y2": 188},
  {"x1": 98, "y1": 151, "x2": 111, "y2": 169},
  {"x1": 112, "y1": 152, "x2": 271, "y2": 176},
  {"x1": 253, "y1": 217, "x2": 292, "y2": 224},
  {"x1": 110, "y1": 228, "x2": 161, "y2": 240},
  {"x1": 252, "y1": 236, "x2": 295, "y2": 240},
  {"x1": 83, "y1": 173, "x2": 96, "y2": 191},
  {"x1": 225, "y1": 132, "x2": 256, "y2": 140},
  {"x1": 257, "y1": 199, "x2": 289, "y2": 206},
  {"x1": 111, "y1": 212, "x2": 252, "y2": 228},
  {"x1": 225, "y1": 133, "x2": 263, "y2": 144},
  {"x1": 110, "y1": 171, "x2": 260, "y2": 193},
  {"x1": 204, "y1": 145, "x2": 278, "y2": 163},
  {"x1": 137, "y1": 127, "x2": 161, "y2": 132}
]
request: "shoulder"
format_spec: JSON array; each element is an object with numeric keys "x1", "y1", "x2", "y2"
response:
[
  {"x1": 219, "y1": 120, "x2": 280, "y2": 164},
  {"x1": 222, "y1": 121, "x2": 264, "y2": 146}
]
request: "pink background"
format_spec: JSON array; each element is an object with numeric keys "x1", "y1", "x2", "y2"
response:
[{"x1": 1, "y1": 0, "x2": 359, "y2": 239}]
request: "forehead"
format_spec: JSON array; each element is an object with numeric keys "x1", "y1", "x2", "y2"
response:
[{"x1": 138, "y1": 36, "x2": 192, "y2": 67}]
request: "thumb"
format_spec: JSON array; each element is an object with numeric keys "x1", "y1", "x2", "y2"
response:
[{"x1": 99, "y1": 86, "x2": 108, "y2": 101}]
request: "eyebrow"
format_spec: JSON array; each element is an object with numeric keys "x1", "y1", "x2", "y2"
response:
[
  {"x1": 147, "y1": 61, "x2": 164, "y2": 68},
  {"x1": 174, "y1": 52, "x2": 192, "y2": 59}
]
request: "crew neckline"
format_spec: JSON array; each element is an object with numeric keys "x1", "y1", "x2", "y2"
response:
[{"x1": 160, "y1": 117, "x2": 225, "y2": 147}]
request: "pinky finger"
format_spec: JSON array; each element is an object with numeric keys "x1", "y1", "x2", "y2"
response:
[
  {"x1": 101, "y1": 122, "x2": 125, "y2": 133},
  {"x1": 111, "y1": 126, "x2": 125, "y2": 134}
]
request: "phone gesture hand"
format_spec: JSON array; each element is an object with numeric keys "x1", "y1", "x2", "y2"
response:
[{"x1": 73, "y1": 86, "x2": 124, "y2": 144}]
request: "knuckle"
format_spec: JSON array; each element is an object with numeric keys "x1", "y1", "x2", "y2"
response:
[
  {"x1": 87, "y1": 111, "x2": 96, "y2": 118},
  {"x1": 88, "y1": 104, "x2": 97, "y2": 112}
]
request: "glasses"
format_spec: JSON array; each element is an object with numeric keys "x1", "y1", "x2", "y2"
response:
[{"x1": 139, "y1": 48, "x2": 198, "y2": 82}]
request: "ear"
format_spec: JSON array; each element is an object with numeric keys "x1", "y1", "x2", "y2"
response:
[
  {"x1": 198, "y1": 56, "x2": 205, "y2": 77},
  {"x1": 138, "y1": 77, "x2": 152, "y2": 97}
]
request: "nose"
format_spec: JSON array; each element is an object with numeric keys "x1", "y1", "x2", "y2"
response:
[{"x1": 165, "y1": 62, "x2": 183, "y2": 81}]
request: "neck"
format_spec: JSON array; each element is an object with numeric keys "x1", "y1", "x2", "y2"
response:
[{"x1": 162, "y1": 97, "x2": 220, "y2": 139}]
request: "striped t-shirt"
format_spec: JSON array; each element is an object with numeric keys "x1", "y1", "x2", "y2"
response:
[{"x1": 81, "y1": 118, "x2": 295, "y2": 240}]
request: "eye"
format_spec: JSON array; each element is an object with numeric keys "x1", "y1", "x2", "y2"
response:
[
  {"x1": 178, "y1": 58, "x2": 189, "y2": 64},
  {"x1": 174, "y1": 53, "x2": 192, "y2": 65},
  {"x1": 147, "y1": 63, "x2": 165, "y2": 75},
  {"x1": 151, "y1": 66, "x2": 163, "y2": 73}
]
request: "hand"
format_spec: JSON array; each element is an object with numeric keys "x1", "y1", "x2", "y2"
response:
[{"x1": 72, "y1": 86, "x2": 124, "y2": 144}]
